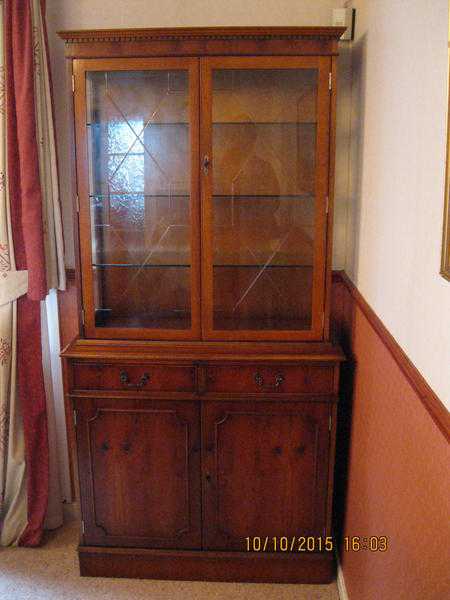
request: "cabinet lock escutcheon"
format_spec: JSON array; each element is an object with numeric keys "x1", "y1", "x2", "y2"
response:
[{"x1": 203, "y1": 154, "x2": 210, "y2": 174}]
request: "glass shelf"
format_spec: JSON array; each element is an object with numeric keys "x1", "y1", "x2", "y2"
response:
[
  {"x1": 86, "y1": 121, "x2": 316, "y2": 127},
  {"x1": 212, "y1": 194, "x2": 314, "y2": 200},
  {"x1": 94, "y1": 310, "x2": 191, "y2": 330},
  {"x1": 212, "y1": 315, "x2": 312, "y2": 332},
  {"x1": 92, "y1": 263, "x2": 310, "y2": 269},
  {"x1": 90, "y1": 193, "x2": 190, "y2": 198},
  {"x1": 212, "y1": 121, "x2": 317, "y2": 125},
  {"x1": 86, "y1": 121, "x2": 189, "y2": 127},
  {"x1": 93, "y1": 263, "x2": 190, "y2": 268}
]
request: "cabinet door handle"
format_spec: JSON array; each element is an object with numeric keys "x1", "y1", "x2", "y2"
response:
[
  {"x1": 254, "y1": 372, "x2": 285, "y2": 391},
  {"x1": 119, "y1": 371, "x2": 150, "y2": 389}
]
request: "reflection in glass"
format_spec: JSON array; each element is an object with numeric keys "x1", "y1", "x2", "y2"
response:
[
  {"x1": 211, "y1": 69, "x2": 318, "y2": 331},
  {"x1": 86, "y1": 70, "x2": 191, "y2": 329}
]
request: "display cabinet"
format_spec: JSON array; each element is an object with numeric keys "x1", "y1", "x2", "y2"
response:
[{"x1": 60, "y1": 26, "x2": 345, "y2": 583}]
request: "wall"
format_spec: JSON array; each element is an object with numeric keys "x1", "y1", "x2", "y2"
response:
[
  {"x1": 346, "y1": 0, "x2": 450, "y2": 408},
  {"x1": 332, "y1": 273, "x2": 450, "y2": 600},
  {"x1": 337, "y1": 4, "x2": 450, "y2": 598},
  {"x1": 45, "y1": 0, "x2": 349, "y2": 268}
]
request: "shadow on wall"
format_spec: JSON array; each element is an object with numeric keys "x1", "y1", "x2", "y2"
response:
[
  {"x1": 346, "y1": 31, "x2": 367, "y2": 282},
  {"x1": 331, "y1": 274, "x2": 356, "y2": 545},
  {"x1": 331, "y1": 31, "x2": 369, "y2": 545}
]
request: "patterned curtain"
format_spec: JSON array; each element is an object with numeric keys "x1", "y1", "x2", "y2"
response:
[{"x1": 0, "y1": 0, "x2": 65, "y2": 546}]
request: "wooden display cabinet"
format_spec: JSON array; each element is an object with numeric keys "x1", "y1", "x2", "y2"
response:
[{"x1": 60, "y1": 26, "x2": 345, "y2": 583}]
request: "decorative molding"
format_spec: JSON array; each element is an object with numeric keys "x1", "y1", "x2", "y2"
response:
[
  {"x1": 58, "y1": 26, "x2": 346, "y2": 45},
  {"x1": 87, "y1": 407, "x2": 191, "y2": 540},
  {"x1": 333, "y1": 270, "x2": 450, "y2": 442}
]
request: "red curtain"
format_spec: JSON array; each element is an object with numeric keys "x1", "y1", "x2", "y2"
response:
[{"x1": 4, "y1": 0, "x2": 49, "y2": 546}]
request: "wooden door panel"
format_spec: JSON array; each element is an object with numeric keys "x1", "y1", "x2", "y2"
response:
[
  {"x1": 75, "y1": 397, "x2": 201, "y2": 548},
  {"x1": 202, "y1": 400, "x2": 330, "y2": 551}
]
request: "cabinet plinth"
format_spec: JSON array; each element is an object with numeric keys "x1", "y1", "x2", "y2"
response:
[{"x1": 60, "y1": 25, "x2": 345, "y2": 583}]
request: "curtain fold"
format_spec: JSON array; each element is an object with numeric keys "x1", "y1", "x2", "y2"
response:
[
  {"x1": 0, "y1": 0, "x2": 28, "y2": 545},
  {"x1": 31, "y1": 0, "x2": 65, "y2": 293},
  {"x1": 31, "y1": 0, "x2": 66, "y2": 531},
  {"x1": 4, "y1": 0, "x2": 49, "y2": 547},
  {"x1": 0, "y1": 0, "x2": 65, "y2": 546}
]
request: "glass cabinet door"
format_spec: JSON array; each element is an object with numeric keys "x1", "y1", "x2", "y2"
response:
[
  {"x1": 201, "y1": 57, "x2": 331, "y2": 341},
  {"x1": 74, "y1": 58, "x2": 200, "y2": 339}
]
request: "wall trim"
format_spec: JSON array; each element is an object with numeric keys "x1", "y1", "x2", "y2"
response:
[
  {"x1": 336, "y1": 553, "x2": 349, "y2": 600},
  {"x1": 333, "y1": 270, "x2": 450, "y2": 442}
]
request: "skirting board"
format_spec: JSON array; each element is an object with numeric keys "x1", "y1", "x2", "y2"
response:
[{"x1": 336, "y1": 552, "x2": 349, "y2": 600}]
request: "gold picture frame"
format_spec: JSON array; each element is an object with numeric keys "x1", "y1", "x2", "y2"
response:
[{"x1": 441, "y1": 13, "x2": 450, "y2": 280}]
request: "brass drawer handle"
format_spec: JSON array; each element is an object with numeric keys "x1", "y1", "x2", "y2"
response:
[
  {"x1": 254, "y1": 372, "x2": 285, "y2": 390},
  {"x1": 119, "y1": 370, "x2": 150, "y2": 389}
]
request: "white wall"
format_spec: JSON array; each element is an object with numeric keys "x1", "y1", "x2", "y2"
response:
[
  {"x1": 346, "y1": 0, "x2": 450, "y2": 407},
  {"x1": 45, "y1": 0, "x2": 348, "y2": 267}
]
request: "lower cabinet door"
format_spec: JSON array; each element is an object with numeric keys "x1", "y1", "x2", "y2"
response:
[
  {"x1": 74, "y1": 397, "x2": 201, "y2": 548},
  {"x1": 202, "y1": 400, "x2": 331, "y2": 551}
]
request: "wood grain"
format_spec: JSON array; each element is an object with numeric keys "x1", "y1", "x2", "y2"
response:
[
  {"x1": 79, "y1": 545, "x2": 335, "y2": 583},
  {"x1": 202, "y1": 400, "x2": 331, "y2": 551},
  {"x1": 58, "y1": 26, "x2": 346, "y2": 61},
  {"x1": 59, "y1": 27, "x2": 344, "y2": 584},
  {"x1": 74, "y1": 397, "x2": 201, "y2": 549}
]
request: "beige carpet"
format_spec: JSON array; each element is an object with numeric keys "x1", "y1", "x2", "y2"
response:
[{"x1": 0, "y1": 521, "x2": 340, "y2": 600}]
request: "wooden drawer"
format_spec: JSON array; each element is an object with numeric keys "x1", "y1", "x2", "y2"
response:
[
  {"x1": 71, "y1": 362, "x2": 196, "y2": 393},
  {"x1": 204, "y1": 363, "x2": 335, "y2": 395}
]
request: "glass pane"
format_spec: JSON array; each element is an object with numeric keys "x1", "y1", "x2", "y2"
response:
[
  {"x1": 86, "y1": 70, "x2": 191, "y2": 329},
  {"x1": 211, "y1": 68, "x2": 318, "y2": 331}
]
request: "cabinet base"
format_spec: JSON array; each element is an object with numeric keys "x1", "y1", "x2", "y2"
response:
[{"x1": 79, "y1": 546, "x2": 335, "y2": 583}]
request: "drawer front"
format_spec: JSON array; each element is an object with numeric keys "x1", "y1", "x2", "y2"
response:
[
  {"x1": 71, "y1": 362, "x2": 195, "y2": 393},
  {"x1": 205, "y1": 364, "x2": 334, "y2": 394}
]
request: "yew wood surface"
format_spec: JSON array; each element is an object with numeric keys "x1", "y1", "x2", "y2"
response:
[
  {"x1": 201, "y1": 400, "x2": 331, "y2": 551},
  {"x1": 57, "y1": 26, "x2": 345, "y2": 583},
  {"x1": 78, "y1": 545, "x2": 335, "y2": 583},
  {"x1": 58, "y1": 27, "x2": 346, "y2": 60},
  {"x1": 74, "y1": 396, "x2": 201, "y2": 549}
]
